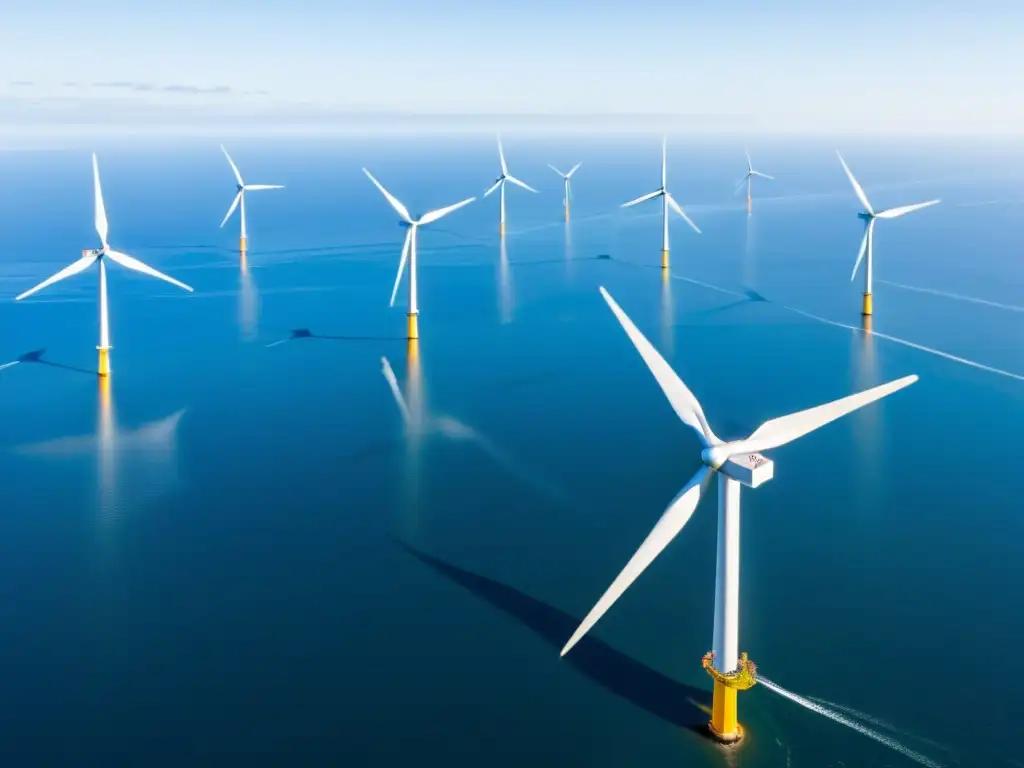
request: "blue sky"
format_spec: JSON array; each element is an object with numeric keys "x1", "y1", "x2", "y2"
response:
[{"x1": 2, "y1": 1, "x2": 1022, "y2": 134}]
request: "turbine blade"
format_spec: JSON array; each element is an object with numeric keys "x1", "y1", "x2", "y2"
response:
[
  {"x1": 733, "y1": 178, "x2": 748, "y2": 196},
  {"x1": 389, "y1": 229, "x2": 413, "y2": 307},
  {"x1": 745, "y1": 148, "x2": 753, "y2": 173},
  {"x1": 566, "y1": 161, "x2": 582, "y2": 178},
  {"x1": 850, "y1": 223, "x2": 869, "y2": 281},
  {"x1": 875, "y1": 200, "x2": 941, "y2": 219},
  {"x1": 724, "y1": 375, "x2": 919, "y2": 458},
  {"x1": 666, "y1": 194, "x2": 702, "y2": 234},
  {"x1": 106, "y1": 250, "x2": 194, "y2": 292},
  {"x1": 221, "y1": 145, "x2": 244, "y2": 187},
  {"x1": 381, "y1": 357, "x2": 412, "y2": 425},
  {"x1": 548, "y1": 164, "x2": 567, "y2": 178},
  {"x1": 599, "y1": 286, "x2": 717, "y2": 446},
  {"x1": 561, "y1": 464, "x2": 710, "y2": 656},
  {"x1": 621, "y1": 189, "x2": 662, "y2": 208},
  {"x1": 92, "y1": 154, "x2": 109, "y2": 248},
  {"x1": 362, "y1": 168, "x2": 413, "y2": 223},
  {"x1": 15, "y1": 253, "x2": 98, "y2": 300},
  {"x1": 836, "y1": 151, "x2": 874, "y2": 215},
  {"x1": 220, "y1": 191, "x2": 242, "y2": 228},
  {"x1": 498, "y1": 136, "x2": 508, "y2": 176},
  {"x1": 243, "y1": 184, "x2": 284, "y2": 191},
  {"x1": 483, "y1": 179, "x2": 503, "y2": 197},
  {"x1": 505, "y1": 175, "x2": 538, "y2": 193},
  {"x1": 418, "y1": 196, "x2": 476, "y2": 225},
  {"x1": 661, "y1": 137, "x2": 667, "y2": 188},
  {"x1": 752, "y1": 171, "x2": 774, "y2": 180}
]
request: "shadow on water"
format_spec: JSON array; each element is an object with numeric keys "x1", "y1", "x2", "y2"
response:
[
  {"x1": 265, "y1": 328, "x2": 408, "y2": 347},
  {"x1": 17, "y1": 349, "x2": 97, "y2": 377},
  {"x1": 399, "y1": 541, "x2": 714, "y2": 736}
]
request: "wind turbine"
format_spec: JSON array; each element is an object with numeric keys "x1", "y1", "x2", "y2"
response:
[
  {"x1": 15, "y1": 154, "x2": 194, "y2": 377},
  {"x1": 484, "y1": 137, "x2": 537, "y2": 237},
  {"x1": 559, "y1": 286, "x2": 918, "y2": 745},
  {"x1": 363, "y1": 169, "x2": 475, "y2": 340},
  {"x1": 220, "y1": 145, "x2": 284, "y2": 253},
  {"x1": 735, "y1": 150, "x2": 774, "y2": 215},
  {"x1": 837, "y1": 151, "x2": 940, "y2": 317},
  {"x1": 622, "y1": 137, "x2": 701, "y2": 271},
  {"x1": 548, "y1": 162, "x2": 582, "y2": 221}
]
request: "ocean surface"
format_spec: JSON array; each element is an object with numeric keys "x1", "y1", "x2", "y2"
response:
[{"x1": 1, "y1": 135, "x2": 1023, "y2": 766}]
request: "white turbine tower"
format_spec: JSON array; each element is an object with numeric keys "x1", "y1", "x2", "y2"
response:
[
  {"x1": 220, "y1": 145, "x2": 284, "y2": 253},
  {"x1": 734, "y1": 150, "x2": 774, "y2": 215},
  {"x1": 837, "y1": 151, "x2": 940, "y2": 317},
  {"x1": 15, "y1": 154, "x2": 193, "y2": 377},
  {"x1": 622, "y1": 137, "x2": 701, "y2": 271},
  {"x1": 548, "y1": 162, "x2": 582, "y2": 221},
  {"x1": 560, "y1": 286, "x2": 918, "y2": 745},
  {"x1": 484, "y1": 137, "x2": 537, "y2": 237},
  {"x1": 363, "y1": 169, "x2": 475, "y2": 340}
]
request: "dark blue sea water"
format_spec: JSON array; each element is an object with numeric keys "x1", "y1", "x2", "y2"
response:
[{"x1": 1, "y1": 136, "x2": 1023, "y2": 766}]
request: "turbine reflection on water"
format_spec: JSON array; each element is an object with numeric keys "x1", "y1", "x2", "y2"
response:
[
  {"x1": 239, "y1": 251, "x2": 260, "y2": 341},
  {"x1": 498, "y1": 237, "x2": 513, "y2": 325}
]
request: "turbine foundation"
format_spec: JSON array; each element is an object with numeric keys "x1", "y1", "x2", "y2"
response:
[
  {"x1": 499, "y1": 222, "x2": 505, "y2": 238},
  {"x1": 407, "y1": 312, "x2": 419, "y2": 340},
  {"x1": 746, "y1": 195, "x2": 752, "y2": 215},
  {"x1": 703, "y1": 651, "x2": 757, "y2": 746},
  {"x1": 240, "y1": 236, "x2": 248, "y2": 253},
  {"x1": 97, "y1": 346, "x2": 111, "y2": 378},
  {"x1": 862, "y1": 292, "x2": 873, "y2": 316},
  {"x1": 661, "y1": 249, "x2": 670, "y2": 270}
]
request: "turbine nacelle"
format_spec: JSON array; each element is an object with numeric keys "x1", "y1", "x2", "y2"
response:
[{"x1": 857, "y1": 211, "x2": 874, "y2": 221}]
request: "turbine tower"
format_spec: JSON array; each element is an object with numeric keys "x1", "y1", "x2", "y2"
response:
[
  {"x1": 622, "y1": 138, "x2": 700, "y2": 270},
  {"x1": 560, "y1": 286, "x2": 918, "y2": 745},
  {"x1": 484, "y1": 137, "x2": 537, "y2": 237},
  {"x1": 15, "y1": 154, "x2": 194, "y2": 377},
  {"x1": 220, "y1": 145, "x2": 284, "y2": 253},
  {"x1": 735, "y1": 150, "x2": 773, "y2": 215},
  {"x1": 548, "y1": 162, "x2": 582, "y2": 221},
  {"x1": 837, "y1": 151, "x2": 940, "y2": 317},
  {"x1": 363, "y1": 169, "x2": 475, "y2": 340}
]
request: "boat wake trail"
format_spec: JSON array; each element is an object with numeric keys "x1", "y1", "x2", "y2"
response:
[
  {"x1": 877, "y1": 279, "x2": 1024, "y2": 314},
  {"x1": 808, "y1": 697, "x2": 952, "y2": 755},
  {"x1": 758, "y1": 676, "x2": 944, "y2": 767}
]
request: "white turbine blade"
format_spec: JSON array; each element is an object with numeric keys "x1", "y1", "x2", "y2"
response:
[
  {"x1": 483, "y1": 179, "x2": 503, "y2": 197},
  {"x1": 389, "y1": 229, "x2": 413, "y2": 307},
  {"x1": 566, "y1": 161, "x2": 582, "y2": 178},
  {"x1": 220, "y1": 191, "x2": 242, "y2": 228},
  {"x1": 752, "y1": 171, "x2": 774, "y2": 180},
  {"x1": 666, "y1": 194, "x2": 702, "y2": 234},
  {"x1": 418, "y1": 196, "x2": 476, "y2": 225},
  {"x1": 661, "y1": 137, "x2": 667, "y2": 189},
  {"x1": 875, "y1": 200, "x2": 941, "y2": 219},
  {"x1": 836, "y1": 151, "x2": 874, "y2": 215},
  {"x1": 599, "y1": 286, "x2": 717, "y2": 446},
  {"x1": 505, "y1": 175, "x2": 538, "y2": 193},
  {"x1": 733, "y1": 178, "x2": 748, "y2": 196},
  {"x1": 221, "y1": 145, "x2": 244, "y2": 186},
  {"x1": 243, "y1": 184, "x2": 284, "y2": 191},
  {"x1": 621, "y1": 189, "x2": 662, "y2": 208},
  {"x1": 15, "y1": 253, "x2": 97, "y2": 300},
  {"x1": 548, "y1": 164, "x2": 568, "y2": 178},
  {"x1": 850, "y1": 224, "x2": 869, "y2": 281},
  {"x1": 106, "y1": 250, "x2": 194, "y2": 292},
  {"x1": 561, "y1": 464, "x2": 710, "y2": 656},
  {"x1": 724, "y1": 375, "x2": 919, "y2": 458},
  {"x1": 497, "y1": 136, "x2": 508, "y2": 176},
  {"x1": 92, "y1": 154, "x2": 109, "y2": 248},
  {"x1": 381, "y1": 357, "x2": 412, "y2": 425},
  {"x1": 362, "y1": 168, "x2": 413, "y2": 224}
]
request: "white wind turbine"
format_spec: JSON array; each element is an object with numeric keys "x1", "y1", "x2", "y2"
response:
[
  {"x1": 560, "y1": 286, "x2": 918, "y2": 745},
  {"x1": 363, "y1": 169, "x2": 475, "y2": 340},
  {"x1": 220, "y1": 145, "x2": 284, "y2": 253},
  {"x1": 484, "y1": 137, "x2": 537, "y2": 237},
  {"x1": 622, "y1": 137, "x2": 701, "y2": 270},
  {"x1": 548, "y1": 162, "x2": 582, "y2": 221},
  {"x1": 15, "y1": 154, "x2": 193, "y2": 377},
  {"x1": 734, "y1": 150, "x2": 774, "y2": 215},
  {"x1": 837, "y1": 151, "x2": 940, "y2": 317}
]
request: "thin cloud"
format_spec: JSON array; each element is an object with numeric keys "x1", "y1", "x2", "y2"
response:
[
  {"x1": 93, "y1": 81, "x2": 235, "y2": 94},
  {"x1": 9, "y1": 81, "x2": 33, "y2": 87}
]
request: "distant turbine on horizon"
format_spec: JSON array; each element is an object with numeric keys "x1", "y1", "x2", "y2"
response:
[
  {"x1": 220, "y1": 145, "x2": 284, "y2": 253},
  {"x1": 548, "y1": 162, "x2": 582, "y2": 221},
  {"x1": 363, "y1": 169, "x2": 475, "y2": 340},
  {"x1": 837, "y1": 151, "x2": 940, "y2": 317},
  {"x1": 484, "y1": 137, "x2": 537, "y2": 237},
  {"x1": 622, "y1": 137, "x2": 700, "y2": 271},
  {"x1": 734, "y1": 150, "x2": 773, "y2": 215}
]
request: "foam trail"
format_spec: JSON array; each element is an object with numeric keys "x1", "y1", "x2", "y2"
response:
[
  {"x1": 0, "y1": 360, "x2": 19, "y2": 372},
  {"x1": 877, "y1": 279, "x2": 1024, "y2": 314},
  {"x1": 809, "y1": 697, "x2": 952, "y2": 754},
  {"x1": 759, "y1": 677, "x2": 943, "y2": 768}
]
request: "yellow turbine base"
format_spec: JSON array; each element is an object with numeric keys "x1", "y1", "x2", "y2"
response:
[
  {"x1": 862, "y1": 292, "x2": 873, "y2": 316},
  {"x1": 565, "y1": 208, "x2": 570, "y2": 222},
  {"x1": 661, "y1": 249, "x2": 670, "y2": 270},
  {"x1": 97, "y1": 347, "x2": 111, "y2": 378},
  {"x1": 862, "y1": 314, "x2": 873, "y2": 333},
  {"x1": 747, "y1": 196, "x2": 752, "y2": 215},
  {"x1": 709, "y1": 681, "x2": 742, "y2": 744},
  {"x1": 407, "y1": 313, "x2": 419, "y2": 340},
  {"x1": 499, "y1": 222, "x2": 506, "y2": 237},
  {"x1": 240, "y1": 236, "x2": 248, "y2": 252}
]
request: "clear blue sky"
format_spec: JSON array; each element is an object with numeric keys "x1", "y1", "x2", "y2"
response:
[{"x1": 3, "y1": 0, "x2": 1022, "y2": 134}]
